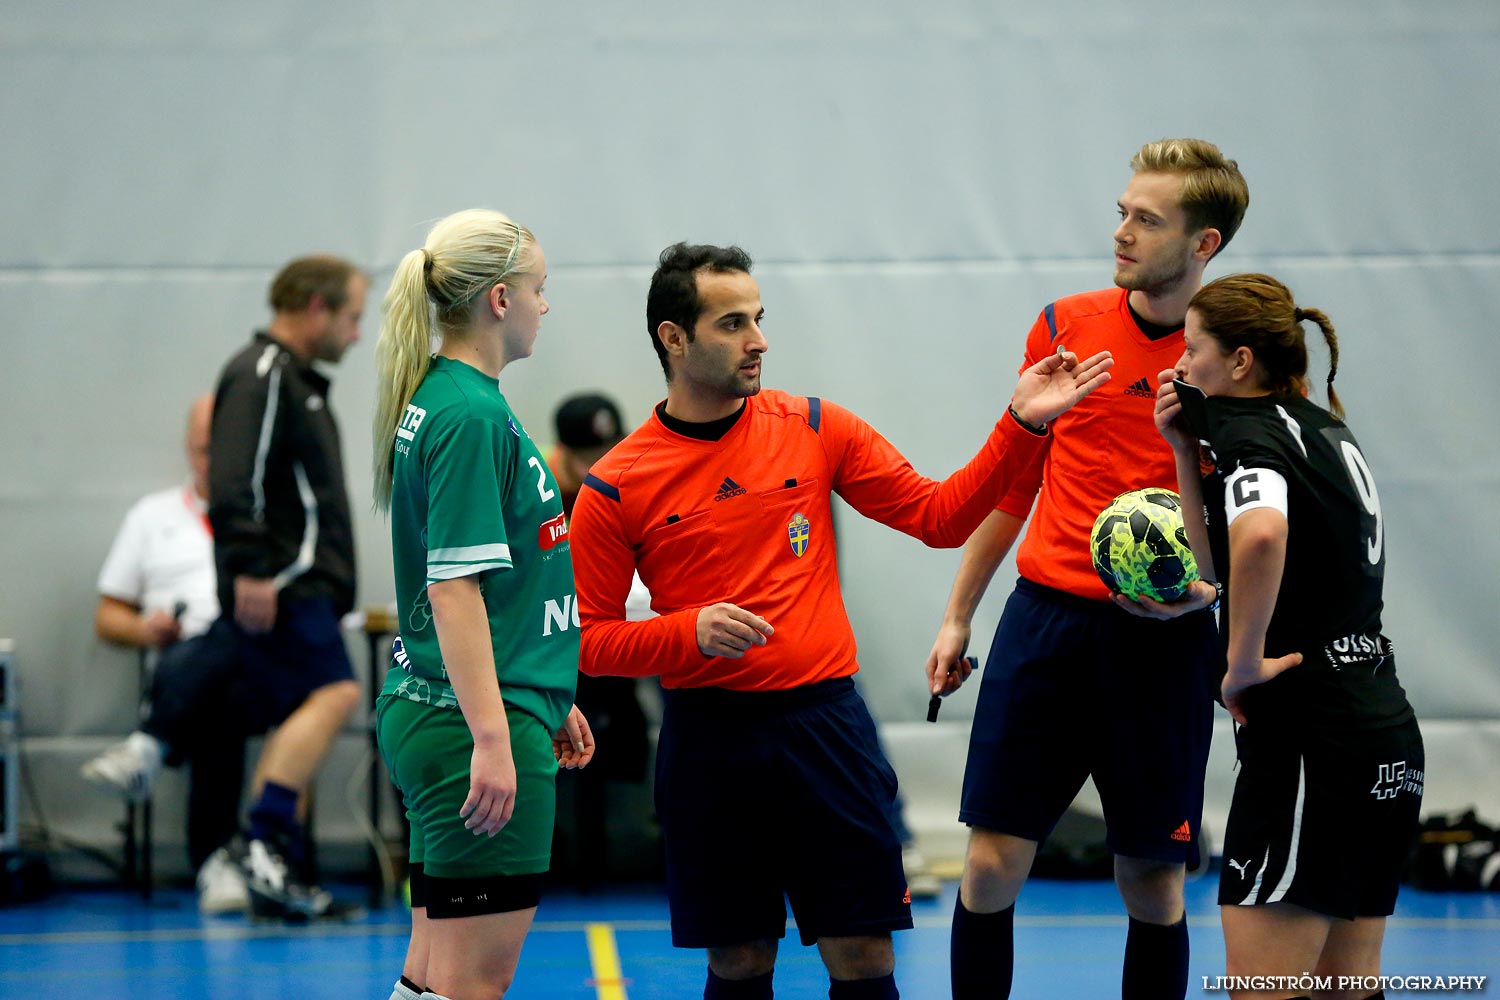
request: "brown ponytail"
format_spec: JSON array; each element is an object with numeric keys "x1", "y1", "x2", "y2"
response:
[
  {"x1": 1298, "y1": 306, "x2": 1341, "y2": 420},
  {"x1": 1189, "y1": 274, "x2": 1344, "y2": 419}
]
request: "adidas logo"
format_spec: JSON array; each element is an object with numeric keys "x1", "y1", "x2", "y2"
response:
[
  {"x1": 1170, "y1": 820, "x2": 1193, "y2": 843},
  {"x1": 1123, "y1": 377, "x2": 1156, "y2": 398},
  {"x1": 713, "y1": 477, "x2": 747, "y2": 502}
]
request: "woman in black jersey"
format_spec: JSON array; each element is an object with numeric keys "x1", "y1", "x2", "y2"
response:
[{"x1": 1152, "y1": 273, "x2": 1422, "y2": 1000}]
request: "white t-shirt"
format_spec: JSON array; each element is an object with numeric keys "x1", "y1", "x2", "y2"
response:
[
  {"x1": 624, "y1": 571, "x2": 655, "y2": 623},
  {"x1": 97, "y1": 486, "x2": 219, "y2": 639}
]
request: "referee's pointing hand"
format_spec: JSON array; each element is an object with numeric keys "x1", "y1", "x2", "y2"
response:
[{"x1": 697, "y1": 603, "x2": 774, "y2": 658}]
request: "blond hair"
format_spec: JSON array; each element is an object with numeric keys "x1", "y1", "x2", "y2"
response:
[
  {"x1": 372, "y1": 209, "x2": 536, "y2": 511},
  {"x1": 1131, "y1": 138, "x2": 1250, "y2": 257}
]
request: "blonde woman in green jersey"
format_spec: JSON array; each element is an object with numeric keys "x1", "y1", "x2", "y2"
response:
[{"x1": 373, "y1": 209, "x2": 594, "y2": 1000}]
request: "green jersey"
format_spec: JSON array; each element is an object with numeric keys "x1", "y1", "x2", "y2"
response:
[{"x1": 382, "y1": 356, "x2": 576, "y2": 733}]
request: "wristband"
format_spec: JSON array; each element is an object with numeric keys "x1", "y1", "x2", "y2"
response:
[
  {"x1": 1207, "y1": 580, "x2": 1224, "y2": 612},
  {"x1": 1007, "y1": 405, "x2": 1047, "y2": 436}
]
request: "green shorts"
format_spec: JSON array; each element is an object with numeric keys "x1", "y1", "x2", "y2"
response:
[{"x1": 377, "y1": 694, "x2": 558, "y2": 880}]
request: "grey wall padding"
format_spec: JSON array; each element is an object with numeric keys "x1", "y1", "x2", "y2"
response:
[{"x1": 2, "y1": 1, "x2": 1497, "y2": 871}]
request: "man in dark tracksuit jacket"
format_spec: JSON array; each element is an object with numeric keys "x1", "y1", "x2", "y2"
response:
[{"x1": 207, "y1": 254, "x2": 368, "y2": 919}]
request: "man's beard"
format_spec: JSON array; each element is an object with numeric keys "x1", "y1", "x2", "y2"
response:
[
  {"x1": 720, "y1": 370, "x2": 762, "y2": 398},
  {"x1": 1115, "y1": 253, "x2": 1191, "y2": 297},
  {"x1": 315, "y1": 334, "x2": 349, "y2": 363}
]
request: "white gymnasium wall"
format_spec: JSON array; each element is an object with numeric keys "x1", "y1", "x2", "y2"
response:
[{"x1": 2, "y1": 2, "x2": 1497, "y2": 873}]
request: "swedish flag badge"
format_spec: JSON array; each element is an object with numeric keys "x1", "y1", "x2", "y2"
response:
[{"x1": 787, "y1": 512, "x2": 810, "y2": 558}]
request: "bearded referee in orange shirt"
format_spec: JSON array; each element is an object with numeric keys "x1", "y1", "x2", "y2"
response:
[
  {"x1": 569, "y1": 243, "x2": 1113, "y2": 1000},
  {"x1": 924, "y1": 139, "x2": 1250, "y2": 1000}
]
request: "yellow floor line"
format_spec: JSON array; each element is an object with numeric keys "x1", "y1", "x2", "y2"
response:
[{"x1": 585, "y1": 921, "x2": 629, "y2": 1000}]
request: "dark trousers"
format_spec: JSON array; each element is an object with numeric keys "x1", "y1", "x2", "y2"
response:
[{"x1": 141, "y1": 631, "x2": 249, "y2": 870}]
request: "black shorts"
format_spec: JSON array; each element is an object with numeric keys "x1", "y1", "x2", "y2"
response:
[
  {"x1": 655, "y1": 677, "x2": 913, "y2": 949},
  {"x1": 960, "y1": 579, "x2": 1217, "y2": 865},
  {"x1": 1218, "y1": 715, "x2": 1424, "y2": 919},
  {"x1": 238, "y1": 597, "x2": 356, "y2": 730}
]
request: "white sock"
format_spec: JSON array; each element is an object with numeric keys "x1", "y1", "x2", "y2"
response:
[
  {"x1": 418, "y1": 993, "x2": 453, "y2": 1000},
  {"x1": 389, "y1": 980, "x2": 421, "y2": 1000},
  {"x1": 127, "y1": 730, "x2": 164, "y2": 769}
]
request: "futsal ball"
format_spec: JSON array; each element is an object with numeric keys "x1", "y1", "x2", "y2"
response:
[{"x1": 1091, "y1": 488, "x2": 1200, "y2": 602}]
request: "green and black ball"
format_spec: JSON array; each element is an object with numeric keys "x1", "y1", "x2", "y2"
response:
[{"x1": 1091, "y1": 488, "x2": 1199, "y2": 602}]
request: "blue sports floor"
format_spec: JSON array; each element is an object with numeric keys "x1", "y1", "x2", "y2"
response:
[{"x1": 2, "y1": 876, "x2": 1496, "y2": 999}]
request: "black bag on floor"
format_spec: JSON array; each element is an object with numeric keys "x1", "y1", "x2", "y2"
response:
[
  {"x1": 1033, "y1": 809, "x2": 1113, "y2": 880},
  {"x1": 1404, "y1": 809, "x2": 1500, "y2": 891}
]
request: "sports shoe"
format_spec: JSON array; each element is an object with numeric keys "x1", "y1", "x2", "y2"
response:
[
  {"x1": 903, "y1": 844, "x2": 943, "y2": 899},
  {"x1": 81, "y1": 731, "x2": 163, "y2": 802},
  {"x1": 196, "y1": 848, "x2": 250, "y2": 915},
  {"x1": 240, "y1": 837, "x2": 337, "y2": 920}
]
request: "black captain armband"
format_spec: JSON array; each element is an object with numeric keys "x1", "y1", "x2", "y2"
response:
[{"x1": 1007, "y1": 405, "x2": 1047, "y2": 436}]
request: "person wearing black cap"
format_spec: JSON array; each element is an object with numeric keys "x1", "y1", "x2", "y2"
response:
[
  {"x1": 546, "y1": 393, "x2": 656, "y2": 884},
  {"x1": 548, "y1": 393, "x2": 626, "y2": 517}
]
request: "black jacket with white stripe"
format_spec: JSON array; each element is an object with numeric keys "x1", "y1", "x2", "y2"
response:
[{"x1": 208, "y1": 331, "x2": 356, "y2": 616}]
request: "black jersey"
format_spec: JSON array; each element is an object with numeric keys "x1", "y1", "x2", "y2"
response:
[
  {"x1": 1198, "y1": 394, "x2": 1412, "y2": 732},
  {"x1": 209, "y1": 332, "x2": 356, "y2": 616}
]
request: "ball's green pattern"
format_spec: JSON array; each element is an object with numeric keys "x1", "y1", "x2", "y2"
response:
[{"x1": 1091, "y1": 488, "x2": 1199, "y2": 601}]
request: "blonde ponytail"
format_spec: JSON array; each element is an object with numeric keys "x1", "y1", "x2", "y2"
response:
[
  {"x1": 372, "y1": 248, "x2": 435, "y2": 512},
  {"x1": 371, "y1": 210, "x2": 537, "y2": 513}
]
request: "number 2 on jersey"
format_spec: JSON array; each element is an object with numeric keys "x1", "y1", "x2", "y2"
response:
[{"x1": 527, "y1": 456, "x2": 556, "y2": 502}]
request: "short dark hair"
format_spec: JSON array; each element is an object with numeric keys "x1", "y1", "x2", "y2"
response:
[
  {"x1": 269, "y1": 255, "x2": 361, "y2": 314},
  {"x1": 646, "y1": 243, "x2": 753, "y2": 379}
]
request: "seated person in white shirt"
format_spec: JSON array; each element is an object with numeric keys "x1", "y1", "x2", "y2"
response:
[{"x1": 84, "y1": 394, "x2": 250, "y2": 914}]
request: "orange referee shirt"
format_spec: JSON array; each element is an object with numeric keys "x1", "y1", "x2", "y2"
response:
[
  {"x1": 999, "y1": 288, "x2": 1186, "y2": 599},
  {"x1": 571, "y1": 389, "x2": 1048, "y2": 691}
]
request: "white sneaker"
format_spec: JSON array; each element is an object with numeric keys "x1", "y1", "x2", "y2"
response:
[
  {"x1": 240, "y1": 838, "x2": 334, "y2": 920},
  {"x1": 903, "y1": 845, "x2": 943, "y2": 899},
  {"x1": 80, "y1": 731, "x2": 163, "y2": 802},
  {"x1": 197, "y1": 848, "x2": 251, "y2": 914}
]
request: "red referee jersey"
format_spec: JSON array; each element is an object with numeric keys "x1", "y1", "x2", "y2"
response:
[
  {"x1": 999, "y1": 288, "x2": 1186, "y2": 599},
  {"x1": 570, "y1": 389, "x2": 1047, "y2": 691}
]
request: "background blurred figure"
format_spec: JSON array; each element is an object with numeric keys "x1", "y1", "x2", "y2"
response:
[
  {"x1": 207, "y1": 254, "x2": 367, "y2": 919},
  {"x1": 548, "y1": 393, "x2": 627, "y2": 510},
  {"x1": 83, "y1": 394, "x2": 250, "y2": 914},
  {"x1": 547, "y1": 393, "x2": 657, "y2": 885}
]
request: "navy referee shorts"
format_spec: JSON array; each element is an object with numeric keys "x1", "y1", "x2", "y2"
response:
[
  {"x1": 961, "y1": 578, "x2": 1217, "y2": 865},
  {"x1": 655, "y1": 676, "x2": 913, "y2": 949}
]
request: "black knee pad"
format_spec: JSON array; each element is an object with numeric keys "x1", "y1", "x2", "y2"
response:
[
  {"x1": 424, "y1": 871, "x2": 544, "y2": 918},
  {"x1": 406, "y1": 863, "x2": 427, "y2": 910}
]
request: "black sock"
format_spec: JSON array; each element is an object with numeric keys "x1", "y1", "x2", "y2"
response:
[
  {"x1": 705, "y1": 968, "x2": 773, "y2": 1000},
  {"x1": 399, "y1": 975, "x2": 424, "y2": 993},
  {"x1": 829, "y1": 972, "x2": 898, "y2": 999},
  {"x1": 248, "y1": 782, "x2": 299, "y2": 842},
  {"x1": 951, "y1": 894, "x2": 1013, "y2": 1000},
  {"x1": 1121, "y1": 915, "x2": 1188, "y2": 1000}
]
